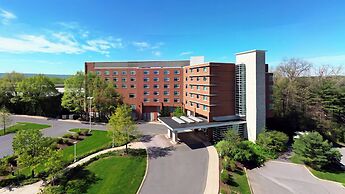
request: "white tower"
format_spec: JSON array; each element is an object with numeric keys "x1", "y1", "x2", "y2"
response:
[{"x1": 235, "y1": 50, "x2": 266, "y2": 142}]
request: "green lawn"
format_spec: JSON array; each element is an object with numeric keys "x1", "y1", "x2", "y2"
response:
[
  {"x1": 85, "y1": 155, "x2": 146, "y2": 194},
  {"x1": 228, "y1": 168, "x2": 251, "y2": 194},
  {"x1": 0, "y1": 122, "x2": 50, "y2": 136},
  {"x1": 62, "y1": 129, "x2": 112, "y2": 162},
  {"x1": 310, "y1": 169, "x2": 345, "y2": 186}
]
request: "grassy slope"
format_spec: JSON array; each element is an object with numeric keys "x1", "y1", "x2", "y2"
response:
[
  {"x1": 0, "y1": 122, "x2": 50, "y2": 136},
  {"x1": 85, "y1": 155, "x2": 146, "y2": 194},
  {"x1": 229, "y1": 168, "x2": 251, "y2": 194},
  {"x1": 62, "y1": 129, "x2": 112, "y2": 162}
]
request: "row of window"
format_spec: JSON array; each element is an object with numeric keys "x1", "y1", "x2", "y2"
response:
[
  {"x1": 185, "y1": 76, "x2": 208, "y2": 82},
  {"x1": 143, "y1": 98, "x2": 180, "y2": 103},
  {"x1": 186, "y1": 92, "x2": 208, "y2": 101},
  {"x1": 143, "y1": 91, "x2": 180, "y2": 96},
  {"x1": 187, "y1": 101, "x2": 208, "y2": 110},
  {"x1": 143, "y1": 77, "x2": 180, "y2": 82},
  {"x1": 113, "y1": 84, "x2": 180, "y2": 89},
  {"x1": 96, "y1": 69, "x2": 180, "y2": 76},
  {"x1": 186, "y1": 85, "x2": 208, "y2": 91},
  {"x1": 185, "y1": 67, "x2": 208, "y2": 74},
  {"x1": 109, "y1": 77, "x2": 180, "y2": 82}
]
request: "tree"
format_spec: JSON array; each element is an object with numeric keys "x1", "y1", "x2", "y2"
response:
[
  {"x1": 0, "y1": 72, "x2": 24, "y2": 110},
  {"x1": 0, "y1": 107, "x2": 11, "y2": 135},
  {"x1": 107, "y1": 104, "x2": 137, "y2": 153},
  {"x1": 256, "y1": 130, "x2": 289, "y2": 156},
  {"x1": 292, "y1": 131, "x2": 341, "y2": 169},
  {"x1": 172, "y1": 107, "x2": 185, "y2": 117},
  {"x1": 12, "y1": 128, "x2": 50, "y2": 177},
  {"x1": 234, "y1": 141, "x2": 267, "y2": 167},
  {"x1": 61, "y1": 72, "x2": 86, "y2": 116},
  {"x1": 44, "y1": 150, "x2": 63, "y2": 185}
]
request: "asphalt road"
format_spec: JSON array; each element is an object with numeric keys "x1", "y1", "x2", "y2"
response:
[
  {"x1": 340, "y1": 148, "x2": 345, "y2": 166},
  {"x1": 140, "y1": 132, "x2": 209, "y2": 194},
  {"x1": 0, "y1": 115, "x2": 166, "y2": 158},
  {"x1": 247, "y1": 160, "x2": 345, "y2": 194}
]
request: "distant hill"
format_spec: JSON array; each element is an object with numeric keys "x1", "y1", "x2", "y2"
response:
[{"x1": 0, "y1": 73, "x2": 72, "y2": 79}]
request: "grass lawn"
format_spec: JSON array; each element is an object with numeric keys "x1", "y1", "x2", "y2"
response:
[
  {"x1": 0, "y1": 122, "x2": 50, "y2": 136},
  {"x1": 228, "y1": 168, "x2": 251, "y2": 194},
  {"x1": 310, "y1": 169, "x2": 345, "y2": 186},
  {"x1": 62, "y1": 129, "x2": 112, "y2": 162},
  {"x1": 85, "y1": 155, "x2": 146, "y2": 194}
]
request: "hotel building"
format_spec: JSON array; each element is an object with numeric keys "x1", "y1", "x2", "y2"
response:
[{"x1": 85, "y1": 50, "x2": 273, "y2": 142}]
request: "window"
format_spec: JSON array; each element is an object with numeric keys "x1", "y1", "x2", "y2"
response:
[
  {"x1": 185, "y1": 84, "x2": 188, "y2": 89},
  {"x1": 203, "y1": 105, "x2": 207, "y2": 111},
  {"x1": 197, "y1": 86, "x2": 200, "y2": 90},
  {"x1": 122, "y1": 71, "x2": 127, "y2": 75},
  {"x1": 174, "y1": 91, "x2": 179, "y2": 96},
  {"x1": 153, "y1": 84, "x2": 159, "y2": 88},
  {"x1": 143, "y1": 77, "x2": 149, "y2": 82},
  {"x1": 189, "y1": 69, "x2": 193, "y2": 73},
  {"x1": 154, "y1": 70, "x2": 159, "y2": 75},
  {"x1": 153, "y1": 91, "x2": 159, "y2": 95},
  {"x1": 196, "y1": 103, "x2": 200, "y2": 109},
  {"x1": 164, "y1": 70, "x2": 170, "y2": 75},
  {"x1": 113, "y1": 77, "x2": 118, "y2": 82},
  {"x1": 190, "y1": 101, "x2": 193, "y2": 106},
  {"x1": 174, "y1": 70, "x2": 180, "y2": 74},
  {"x1": 130, "y1": 71, "x2": 136, "y2": 75},
  {"x1": 153, "y1": 98, "x2": 159, "y2": 102},
  {"x1": 203, "y1": 96, "x2": 207, "y2": 101},
  {"x1": 174, "y1": 98, "x2": 180, "y2": 103},
  {"x1": 203, "y1": 67, "x2": 207, "y2": 72},
  {"x1": 122, "y1": 78, "x2": 127, "y2": 82},
  {"x1": 129, "y1": 93, "x2": 136, "y2": 98},
  {"x1": 122, "y1": 84, "x2": 127, "y2": 88},
  {"x1": 113, "y1": 71, "x2": 118, "y2": 75},
  {"x1": 114, "y1": 84, "x2": 118, "y2": 88},
  {"x1": 190, "y1": 77, "x2": 193, "y2": 81},
  {"x1": 174, "y1": 77, "x2": 180, "y2": 81},
  {"x1": 190, "y1": 85, "x2": 194, "y2": 89},
  {"x1": 164, "y1": 84, "x2": 169, "y2": 88},
  {"x1": 196, "y1": 94, "x2": 199, "y2": 99},
  {"x1": 143, "y1": 84, "x2": 149, "y2": 89},
  {"x1": 130, "y1": 84, "x2": 136, "y2": 88},
  {"x1": 164, "y1": 98, "x2": 169, "y2": 102},
  {"x1": 164, "y1": 91, "x2": 169, "y2": 96},
  {"x1": 190, "y1": 93, "x2": 193, "y2": 98},
  {"x1": 164, "y1": 77, "x2": 170, "y2": 82},
  {"x1": 105, "y1": 70, "x2": 110, "y2": 75},
  {"x1": 185, "y1": 69, "x2": 188, "y2": 73},
  {"x1": 196, "y1": 77, "x2": 200, "y2": 81},
  {"x1": 185, "y1": 77, "x2": 188, "y2": 81},
  {"x1": 96, "y1": 71, "x2": 101, "y2": 75},
  {"x1": 203, "y1": 86, "x2": 207, "y2": 91},
  {"x1": 130, "y1": 77, "x2": 136, "y2": 81},
  {"x1": 130, "y1": 104, "x2": 136, "y2": 110},
  {"x1": 203, "y1": 77, "x2": 207, "y2": 81},
  {"x1": 174, "y1": 84, "x2": 180, "y2": 88},
  {"x1": 196, "y1": 68, "x2": 199, "y2": 72},
  {"x1": 144, "y1": 98, "x2": 149, "y2": 102},
  {"x1": 153, "y1": 77, "x2": 159, "y2": 82},
  {"x1": 144, "y1": 91, "x2": 149, "y2": 95},
  {"x1": 144, "y1": 70, "x2": 149, "y2": 75},
  {"x1": 105, "y1": 78, "x2": 109, "y2": 81},
  {"x1": 185, "y1": 92, "x2": 188, "y2": 96}
]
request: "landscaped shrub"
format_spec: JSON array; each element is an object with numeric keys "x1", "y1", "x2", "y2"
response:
[
  {"x1": 256, "y1": 130, "x2": 289, "y2": 157},
  {"x1": 292, "y1": 131, "x2": 341, "y2": 169},
  {"x1": 220, "y1": 170, "x2": 230, "y2": 184},
  {"x1": 41, "y1": 185, "x2": 64, "y2": 194},
  {"x1": 234, "y1": 141, "x2": 267, "y2": 167},
  {"x1": 71, "y1": 133, "x2": 79, "y2": 140},
  {"x1": 63, "y1": 134, "x2": 72, "y2": 139},
  {"x1": 222, "y1": 156, "x2": 236, "y2": 172}
]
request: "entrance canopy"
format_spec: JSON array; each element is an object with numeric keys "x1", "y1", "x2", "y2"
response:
[{"x1": 158, "y1": 116, "x2": 246, "y2": 132}]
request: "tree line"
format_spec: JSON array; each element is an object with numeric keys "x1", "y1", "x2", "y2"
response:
[{"x1": 268, "y1": 58, "x2": 345, "y2": 145}]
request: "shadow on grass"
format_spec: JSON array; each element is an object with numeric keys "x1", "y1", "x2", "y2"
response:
[
  {"x1": 147, "y1": 146, "x2": 175, "y2": 159},
  {"x1": 140, "y1": 135, "x2": 153, "y2": 143}
]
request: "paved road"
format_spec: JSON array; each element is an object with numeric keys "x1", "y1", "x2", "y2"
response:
[
  {"x1": 247, "y1": 160, "x2": 345, "y2": 194},
  {"x1": 140, "y1": 132, "x2": 209, "y2": 194},
  {"x1": 0, "y1": 115, "x2": 166, "y2": 158},
  {"x1": 340, "y1": 148, "x2": 345, "y2": 166}
]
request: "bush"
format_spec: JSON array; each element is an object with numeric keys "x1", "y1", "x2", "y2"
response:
[
  {"x1": 220, "y1": 170, "x2": 230, "y2": 184},
  {"x1": 172, "y1": 107, "x2": 185, "y2": 117},
  {"x1": 256, "y1": 130, "x2": 289, "y2": 157},
  {"x1": 292, "y1": 131, "x2": 341, "y2": 169},
  {"x1": 63, "y1": 133, "x2": 72, "y2": 139},
  {"x1": 40, "y1": 185, "x2": 64, "y2": 194},
  {"x1": 222, "y1": 156, "x2": 236, "y2": 172},
  {"x1": 71, "y1": 134, "x2": 79, "y2": 140},
  {"x1": 234, "y1": 141, "x2": 267, "y2": 167}
]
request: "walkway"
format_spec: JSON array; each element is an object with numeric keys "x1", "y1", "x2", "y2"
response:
[
  {"x1": 247, "y1": 160, "x2": 345, "y2": 194},
  {"x1": 0, "y1": 142, "x2": 146, "y2": 194}
]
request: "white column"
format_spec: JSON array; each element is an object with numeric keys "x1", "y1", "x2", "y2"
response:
[
  {"x1": 167, "y1": 128, "x2": 171, "y2": 138},
  {"x1": 172, "y1": 131, "x2": 178, "y2": 142}
]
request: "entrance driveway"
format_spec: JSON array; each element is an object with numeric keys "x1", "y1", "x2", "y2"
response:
[
  {"x1": 140, "y1": 132, "x2": 209, "y2": 194},
  {"x1": 247, "y1": 160, "x2": 345, "y2": 194}
]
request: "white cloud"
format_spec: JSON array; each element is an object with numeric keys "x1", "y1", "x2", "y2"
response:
[
  {"x1": 132, "y1": 41, "x2": 164, "y2": 51},
  {"x1": 180, "y1": 51, "x2": 193, "y2": 56},
  {"x1": 83, "y1": 38, "x2": 123, "y2": 55},
  {"x1": 152, "y1": 51, "x2": 161, "y2": 56},
  {"x1": 0, "y1": 9, "x2": 16, "y2": 25}
]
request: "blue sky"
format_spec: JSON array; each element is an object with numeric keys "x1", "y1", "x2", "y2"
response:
[{"x1": 0, "y1": 0, "x2": 344, "y2": 74}]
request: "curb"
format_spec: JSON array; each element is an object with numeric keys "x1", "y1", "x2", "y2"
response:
[
  {"x1": 136, "y1": 146, "x2": 149, "y2": 194},
  {"x1": 244, "y1": 167, "x2": 254, "y2": 194}
]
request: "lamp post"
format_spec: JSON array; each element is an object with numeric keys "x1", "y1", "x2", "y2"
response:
[
  {"x1": 87, "y1": 97, "x2": 94, "y2": 134},
  {"x1": 73, "y1": 141, "x2": 77, "y2": 162}
]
